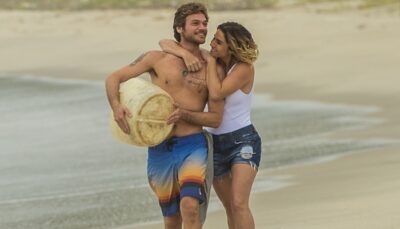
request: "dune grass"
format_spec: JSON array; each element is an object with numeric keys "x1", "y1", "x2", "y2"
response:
[
  {"x1": 0, "y1": 0, "x2": 398, "y2": 10},
  {"x1": 0, "y1": 0, "x2": 277, "y2": 10},
  {"x1": 359, "y1": 0, "x2": 399, "y2": 8}
]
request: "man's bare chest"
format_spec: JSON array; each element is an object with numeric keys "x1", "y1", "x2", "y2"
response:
[{"x1": 151, "y1": 60, "x2": 208, "y2": 96}]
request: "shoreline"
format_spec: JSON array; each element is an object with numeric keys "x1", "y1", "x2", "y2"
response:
[
  {"x1": 3, "y1": 73, "x2": 398, "y2": 229},
  {"x1": 133, "y1": 144, "x2": 400, "y2": 229},
  {"x1": 2, "y1": 7, "x2": 400, "y2": 229}
]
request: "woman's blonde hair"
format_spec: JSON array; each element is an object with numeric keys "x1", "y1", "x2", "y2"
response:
[{"x1": 217, "y1": 22, "x2": 258, "y2": 64}]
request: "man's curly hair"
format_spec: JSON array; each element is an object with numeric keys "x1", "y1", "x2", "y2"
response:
[{"x1": 173, "y1": 2, "x2": 208, "y2": 42}]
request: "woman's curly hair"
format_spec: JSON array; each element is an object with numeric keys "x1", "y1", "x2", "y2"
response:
[{"x1": 217, "y1": 22, "x2": 259, "y2": 64}]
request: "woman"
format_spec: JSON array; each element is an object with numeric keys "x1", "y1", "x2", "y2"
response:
[{"x1": 160, "y1": 22, "x2": 261, "y2": 229}]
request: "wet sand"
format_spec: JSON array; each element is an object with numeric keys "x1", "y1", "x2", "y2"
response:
[{"x1": 1, "y1": 6, "x2": 400, "y2": 228}]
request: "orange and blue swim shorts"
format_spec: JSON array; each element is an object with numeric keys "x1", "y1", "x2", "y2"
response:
[{"x1": 147, "y1": 132, "x2": 207, "y2": 216}]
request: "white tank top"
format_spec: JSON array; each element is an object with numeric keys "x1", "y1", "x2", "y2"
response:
[{"x1": 206, "y1": 64, "x2": 253, "y2": 135}]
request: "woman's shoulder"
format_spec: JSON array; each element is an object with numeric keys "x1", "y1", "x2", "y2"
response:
[{"x1": 231, "y1": 62, "x2": 254, "y2": 74}]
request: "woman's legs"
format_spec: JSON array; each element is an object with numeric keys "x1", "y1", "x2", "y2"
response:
[
  {"x1": 213, "y1": 175, "x2": 234, "y2": 229},
  {"x1": 230, "y1": 163, "x2": 257, "y2": 229},
  {"x1": 213, "y1": 164, "x2": 257, "y2": 229},
  {"x1": 212, "y1": 125, "x2": 261, "y2": 228}
]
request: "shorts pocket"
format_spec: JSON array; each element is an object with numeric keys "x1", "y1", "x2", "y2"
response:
[{"x1": 234, "y1": 132, "x2": 260, "y2": 145}]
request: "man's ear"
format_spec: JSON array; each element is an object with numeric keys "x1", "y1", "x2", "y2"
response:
[{"x1": 176, "y1": 26, "x2": 183, "y2": 34}]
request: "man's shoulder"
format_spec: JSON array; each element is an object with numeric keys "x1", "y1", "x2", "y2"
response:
[
  {"x1": 136, "y1": 51, "x2": 169, "y2": 68},
  {"x1": 144, "y1": 50, "x2": 167, "y2": 60},
  {"x1": 144, "y1": 50, "x2": 180, "y2": 63}
]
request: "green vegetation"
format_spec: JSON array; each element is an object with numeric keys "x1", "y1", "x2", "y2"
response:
[
  {"x1": 359, "y1": 0, "x2": 399, "y2": 8},
  {"x1": 0, "y1": 0, "x2": 397, "y2": 10},
  {"x1": 0, "y1": 0, "x2": 278, "y2": 10},
  {"x1": 296, "y1": 0, "x2": 347, "y2": 3},
  {"x1": 0, "y1": 0, "x2": 149, "y2": 10},
  {"x1": 296, "y1": 0, "x2": 399, "y2": 8}
]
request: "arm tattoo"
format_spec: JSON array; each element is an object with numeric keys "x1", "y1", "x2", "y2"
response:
[{"x1": 129, "y1": 53, "x2": 146, "y2": 66}]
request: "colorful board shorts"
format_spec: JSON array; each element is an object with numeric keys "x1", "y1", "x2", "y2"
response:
[
  {"x1": 147, "y1": 132, "x2": 208, "y2": 217},
  {"x1": 212, "y1": 124, "x2": 262, "y2": 177}
]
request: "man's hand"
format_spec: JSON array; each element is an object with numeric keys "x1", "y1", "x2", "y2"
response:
[
  {"x1": 113, "y1": 104, "x2": 132, "y2": 134},
  {"x1": 166, "y1": 102, "x2": 185, "y2": 125},
  {"x1": 182, "y1": 52, "x2": 202, "y2": 72}
]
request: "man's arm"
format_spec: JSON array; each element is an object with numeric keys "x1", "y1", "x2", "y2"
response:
[
  {"x1": 105, "y1": 51, "x2": 158, "y2": 134},
  {"x1": 166, "y1": 99, "x2": 223, "y2": 128}
]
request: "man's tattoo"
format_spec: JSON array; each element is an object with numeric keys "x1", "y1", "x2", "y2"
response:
[
  {"x1": 185, "y1": 72, "x2": 207, "y2": 94},
  {"x1": 182, "y1": 69, "x2": 189, "y2": 77},
  {"x1": 129, "y1": 53, "x2": 146, "y2": 66}
]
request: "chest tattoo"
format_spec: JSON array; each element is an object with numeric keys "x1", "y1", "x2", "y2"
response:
[
  {"x1": 182, "y1": 69, "x2": 189, "y2": 77},
  {"x1": 185, "y1": 72, "x2": 207, "y2": 94}
]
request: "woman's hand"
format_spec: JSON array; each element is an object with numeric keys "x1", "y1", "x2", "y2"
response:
[
  {"x1": 159, "y1": 39, "x2": 202, "y2": 72},
  {"x1": 200, "y1": 49, "x2": 215, "y2": 63},
  {"x1": 182, "y1": 52, "x2": 202, "y2": 72}
]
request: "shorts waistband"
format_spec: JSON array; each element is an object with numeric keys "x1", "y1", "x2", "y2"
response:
[
  {"x1": 150, "y1": 132, "x2": 206, "y2": 150},
  {"x1": 212, "y1": 124, "x2": 256, "y2": 141}
]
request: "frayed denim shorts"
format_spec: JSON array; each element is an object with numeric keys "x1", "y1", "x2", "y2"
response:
[{"x1": 212, "y1": 124, "x2": 262, "y2": 177}]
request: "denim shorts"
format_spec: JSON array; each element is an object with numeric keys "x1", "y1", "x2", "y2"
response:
[{"x1": 212, "y1": 124, "x2": 262, "y2": 177}]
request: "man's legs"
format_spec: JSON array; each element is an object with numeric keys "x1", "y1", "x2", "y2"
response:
[
  {"x1": 177, "y1": 135, "x2": 208, "y2": 229},
  {"x1": 180, "y1": 196, "x2": 201, "y2": 229},
  {"x1": 148, "y1": 141, "x2": 183, "y2": 228},
  {"x1": 164, "y1": 214, "x2": 182, "y2": 229}
]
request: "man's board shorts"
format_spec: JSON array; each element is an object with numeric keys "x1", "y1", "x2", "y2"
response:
[
  {"x1": 147, "y1": 131, "x2": 213, "y2": 222},
  {"x1": 212, "y1": 124, "x2": 262, "y2": 177}
]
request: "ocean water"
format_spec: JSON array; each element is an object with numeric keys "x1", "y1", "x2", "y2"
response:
[{"x1": 0, "y1": 76, "x2": 398, "y2": 229}]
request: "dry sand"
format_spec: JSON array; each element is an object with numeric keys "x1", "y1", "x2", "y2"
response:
[{"x1": 1, "y1": 6, "x2": 399, "y2": 228}]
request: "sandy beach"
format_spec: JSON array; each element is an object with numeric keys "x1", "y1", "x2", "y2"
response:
[{"x1": 1, "y1": 4, "x2": 400, "y2": 228}]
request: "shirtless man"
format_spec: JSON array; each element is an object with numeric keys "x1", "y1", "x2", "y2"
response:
[{"x1": 105, "y1": 3, "x2": 223, "y2": 229}]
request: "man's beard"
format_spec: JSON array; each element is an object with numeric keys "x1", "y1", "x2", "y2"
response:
[{"x1": 182, "y1": 31, "x2": 207, "y2": 44}]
